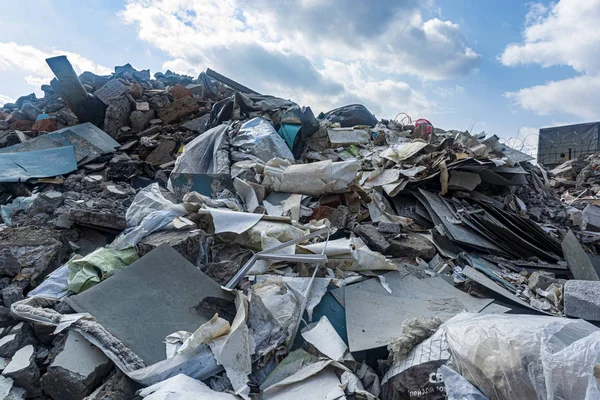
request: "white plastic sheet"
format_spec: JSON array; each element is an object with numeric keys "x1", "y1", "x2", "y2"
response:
[
  {"x1": 110, "y1": 183, "x2": 186, "y2": 249},
  {"x1": 231, "y1": 117, "x2": 294, "y2": 163},
  {"x1": 443, "y1": 313, "x2": 600, "y2": 400},
  {"x1": 263, "y1": 158, "x2": 360, "y2": 196}
]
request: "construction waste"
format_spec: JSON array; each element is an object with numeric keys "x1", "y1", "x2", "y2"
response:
[{"x1": 0, "y1": 55, "x2": 599, "y2": 399}]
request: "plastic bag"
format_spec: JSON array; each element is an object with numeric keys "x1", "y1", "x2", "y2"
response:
[
  {"x1": 66, "y1": 247, "x2": 139, "y2": 293},
  {"x1": 0, "y1": 194, "x2": 37, "y2": 225},
  {"x1": 170, "y1": 124, "x2": 230, "y2": 176},
  {"x1": 231, "y1": 117, "x2": 294, "y2": 163},
  {"x1": 442, "y1": 313, "x2": 600, "y2": 400},
  {"x1": 110, "y1": 183, "x2": 187, "y2": 249},
  {"x1": 319, "y1": 104, "x2": 378, "y2": 127}
]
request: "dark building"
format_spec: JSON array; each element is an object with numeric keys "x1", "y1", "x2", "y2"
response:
[{"x1": 538, "y1": 122, "x2": 600, "y2": 166}]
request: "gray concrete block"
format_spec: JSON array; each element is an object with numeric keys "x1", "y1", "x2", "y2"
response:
[
  {"x1": 0, "y1": 323, "x2": 36, "y2": 358},
  {"x1": 528, "y1": 271, "x2": 560, "y2": 292},
  {"x1": 564, "y1": 280, "x2": 600, "y2": 321},
  {"x1": 41, "y1": 331, "x2": 112, "y2": 400},
  {"x1": 354, "y1": 224, "x2": 390, "y2": 254},
  {"x1": 387, "y1": 233, "x2": 437, "y2": 261},
  {"x1": 83, "y1": 371, "x2": 138, "y2": 400},
  {"x1": 1, "y1": 286, "x2": 23, "y2": 308},
  {"x1": 2, "y1": 345, "x2": 41, "y2": 397},
  {"x1": 377, "y1": 222, "x2": 401, "y2": 234}
]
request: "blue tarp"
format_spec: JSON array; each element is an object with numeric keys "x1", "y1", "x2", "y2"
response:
[{"x1": 0, "y1": 146, "x2": 78, "y2": 182}]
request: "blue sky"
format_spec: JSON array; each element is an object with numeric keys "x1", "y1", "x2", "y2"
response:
[{"x1": 1, "y1": 0, "x2": 598, "y2": 156}]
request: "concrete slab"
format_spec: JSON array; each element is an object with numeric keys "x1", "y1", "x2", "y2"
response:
[
  {"x1": 2, "y1": 345, "x2": 40, "y2": 397},
  {"x1": 67, "y1": 244, "x2": 232, "y2": 365},
  {"x1": 564, "y1": 280, "x2": 600, "y2": 321},
  {"x1": 41, "y1": 331, "x2": 112, "y2": 400},
  {"x1": 562, "y1": 230, "x2": 599, "y2": 281}
]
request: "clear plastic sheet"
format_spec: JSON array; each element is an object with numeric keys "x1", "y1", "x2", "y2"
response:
[
  {"x1": 170, "y1": 124, "x2": 230, "y2": 176},
  {"x1": 442, "y1": 313, "x2": 600, "y2": 400},
  {"x1": 231, "y1": 117, "x2": 294, "y2": 163},
  {"x1": 110, "y1": 183, "x2": 186, "y2": 249}
]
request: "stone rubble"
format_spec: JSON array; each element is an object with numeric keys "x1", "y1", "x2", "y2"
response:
[{"x1": 1, "y1": 56, "x2": 600, "y2": 399}]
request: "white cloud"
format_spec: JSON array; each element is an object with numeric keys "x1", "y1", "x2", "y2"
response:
[
  {"x1": 119, "y1": 0, "x2": 478, "y2": 118},
  {"x1": 506, "y1": 75, "x2": 600, "y2": 119},
  {"x1": 501, "y1": 0, "x2": 600, "y2": 119},
  {"x1": 0, "y1": 94, "x2": 15, "y2": 107},
  {"x1": 0, "y1": 42, "x2": 111, "y2": 93}
]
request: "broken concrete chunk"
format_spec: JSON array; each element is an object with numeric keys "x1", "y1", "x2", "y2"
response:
[
  {"x1": 103, "y1": 96, "x2": 131, "y2": 137},
  {"x1": 564, "y1": 280, "x2": 600, "y2": 321},
  {"x1": 41, "y1": 331, "x2": 112, "y2": 400},
  {"x1": 378, "y1": 221, "x2": 401, "y2": 234},
  {"x1": 129, "y1": 109, "x2": 156, "y2": 132},
  {"x1": 2, "y1": 345, "x2": 41, "y2": 397},
  {"x1": 83, "y1": 371, "x2": 138, "y2": 400},
  {"x1": 138, "y1": 229, "x2": 202, "y2": 264},
  {"x1": 157, "y1": 96, "x2": 198, "y2": 124},
  {"x1": 387, "y1": 233, "x2": 437, "y2": 261},
  {"x1": 353, "y1": 224, "x2": 390, "y2": 254},
  {"x1": 0, "y1": 250, "x2": 20, "y2": 278},
  {"x1": 145, "y1": 139, "x2": 176, "y2": 166},
  {"x1": 181, "y1": 114, "x2": 209, "y2": 133},
  {"x1": 1, "y1": 286, "x2": 23, "y2": 308},
  {"x1": 528, "y1": 271, "x2": 561, "y2": 292},
  {"x1": 0, "y1": 323, "x2": 36, "y2": 358}
]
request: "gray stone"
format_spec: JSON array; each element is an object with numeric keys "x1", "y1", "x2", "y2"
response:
[
  {"x1": 0, "y1": 357, "x2": 8, "y2": 372},
  {"x1": 41, "y1": 331, "x2": 112, "y2": 400},
  {"x1": 83, "y1": 371, "x2": 137, "y2": 400},
  {"x1": 329, "y1": 205, "x2": 350, "y2": 229},
  {"x1": 387, "y1": 233, "x2": 437, "y2": 261},
  {"x1": 564, "y1": 280, "x2": 600, "y2": 321},
  {"x1": 19, "y1": 102, "x2": 40, "y2": 121},
  {"x1": 137, "y1": 125, "x2": 161, "y2": 138},
  {"x1": 1, "y1": 286, "x2": 23, "y2": 308},
  {"x1": 138, "y1": 230, "x2": 203, "y2": 264},
  {"x1": 354, "y1": 224, "x2": 390, "y2": 254},
  {"x1": 103, "y1": 96, "x2": 131, "y2": 137},
  {"x1": 180, "y1": 114, "x2": 209, "y2": 133},
  {"x1": 378, "y1": 222, "x2": 401, "y2": 234},
  {"x1": 41, "y1": 191, "x2": 64, "y2": 208},
  {"x1": 0, "y1": 307, "x2": 14, "y2": 329},
  {"x1": 149, "y1": 94, "x2": 170, "y2": 111},
  {"x1": 528, "y1": 271, "x2": 560, "y2": 292},
  {"x1": 0, "y1": 323, "x2": 36, "y2": 358},
  {"x1": 145, "y1": 140, "x2": 176, "y2": 165},
  {"x1": 129, "y1": 109, "x2": 155, "y2": 132},
  {"x1": 2, "y1": 345, "x2": 41, "y2": 397},
  {"x1": 0, "y1": 250, "x2": 20, "y2": 278},
  {"x1": 5, "y1": 386, "x2": 26, "y2": 400},
  {"x1": 149, "y1": 118, "x2": 163, "y2": 126}
]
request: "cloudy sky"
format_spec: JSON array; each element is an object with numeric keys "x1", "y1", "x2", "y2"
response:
[{"x1": 0, "y1": 0, "x2": 598, "y2": 155}]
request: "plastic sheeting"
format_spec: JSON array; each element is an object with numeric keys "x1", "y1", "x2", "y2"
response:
[
  {"x1": 110, "y1": 183, "x2": 187, "y2": 249},
  {"x1": 441, "y1": 313, "x2": 600, "y2": 400},
  {"x1": 231, "y1": 117, "x2": 294, "y2": 163},
  {"x1": 319, "y1": 104, "x2": 378, "y2": 127},
  {"x1": 263, "y1": 159, "x2": 360, "y2": 196},
  {"x1": 66, "y1": 247, "x2": 139, "y2": 293},
  {"x1": 0, "y1": 194, "x2": 37, "y2": 225},
  {"x1": 170, "y1": 124, "x2": 230, "y2": 176}
]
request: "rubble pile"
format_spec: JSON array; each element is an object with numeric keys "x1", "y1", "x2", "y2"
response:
[{"x1": 0, "y1": 55, "x2": 599, "y2": 399}]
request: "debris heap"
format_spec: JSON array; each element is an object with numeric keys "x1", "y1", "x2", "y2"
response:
[{"x1": 0, "y1": 55, "x2": 599, "y2": 399}]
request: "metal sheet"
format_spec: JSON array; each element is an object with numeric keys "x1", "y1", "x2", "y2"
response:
[
  {"x1": 461, "y1": 266, "x2": 551, "y2": 315},
  {"x1": 67, "y1": 244, "x2": 233, "y2": 365},
  {"x1": 417, "y1": 189, "x2": 502, "y2": 253},
  {"x1": 0, "y1": 146, "x2": 77, "y2": 182},
  {"x1": 345, "y1": 285, "x2": 464, "y2": 352},
  {"x1": 331, "y1": 271, "x2": 492, "y2": 312},
  {"x1": 562, "y1": 230, "x2": 600, "y2": 281}
]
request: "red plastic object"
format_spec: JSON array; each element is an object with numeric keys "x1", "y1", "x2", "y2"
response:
[{"x1": 414, "y1": 118, "x2": 433, "y2": 136}]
